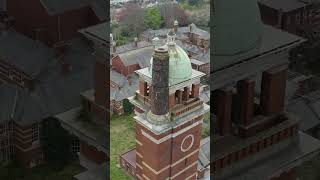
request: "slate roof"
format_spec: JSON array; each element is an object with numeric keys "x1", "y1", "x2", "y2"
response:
[
  {"x1": 114, "y1": 41, "x2": 152, "y2": 55},
  {"x1": 117, "y1": 46, "x2": 153, "y2": 67},
  {"x1": 56, "y1": 107, "x2": 108, "y2": 152},
  {"x1": 0, "y1": 36, "x2": 95, "y2": 126},
  {"x1": 0, "y1": 31, "x2": 55, "y2": 76},
  {"x1": 73, "y1": 163, "x2": 109, "y2": 180},
  {"x1": 198, "y1": 137, "x2": 210, "y2": 170},
  {"x1": 74, "y1": 163, "x2": 108, "y2": 180},
  {"x1": 40, "y1": 0, "x2": 107, "y2": 21},
  {"x1": 110, "y1": 70, "x2": 138, "y2": 101},
  {"x1": 193, "y1": 51, "x2": 210, "y2": 63},
  {"x1": 287, "y1": 98, "x2": 320, "y2": 131},
  {"x1": 79, "y1": 22, "x2": 109, "y2": 44},
  {"x1": 259, "y1": 0, "x2": 313, "y2": 12},
  {"x1": 213, "y1": 25, "x2": 305, "y2": 72},
  {"x1": 142, "y1": 23, "x2": 210, "y2": 40}
]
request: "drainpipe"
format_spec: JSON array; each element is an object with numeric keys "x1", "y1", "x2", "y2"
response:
[
  {"x1": 278, "y1": 8, "x2": 284, "y2": 29},
  {"x1": 57, "y1": 15, "x2": 61, "y2": 41}
]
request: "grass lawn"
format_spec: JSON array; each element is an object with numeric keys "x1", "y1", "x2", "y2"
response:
[
  {"x1": 110, "y1": 113, "x2": 136, "y2": 180},
  {"x1": 202, "y1": 112, "x2": 210, "y2": 138},
  {"x1": 0, "y1": 161, "x2": 84, "y2": 180}
]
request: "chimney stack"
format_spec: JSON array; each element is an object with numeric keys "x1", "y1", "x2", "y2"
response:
[
  {"x1": 152, "y1": 37, "x2": 161, "y2": 48},
  {"x1": 110, "y1": 33, "x2": 113, "y2": 42},
  {"x1": 149, "y1": 47, "x2": 170, "y2": 116},
  {"x1": 277, "y1": 8, "x2": 283, "y2": 28},
  {"x1": 112, "y1": 41, "x2": 116, "y2": 54},
  {"x1": 173, "y1": 20, "x2": 178, "y2": 33},
  {"x1": 134, "y1": 37, "x2": 138, "y2": 47}
]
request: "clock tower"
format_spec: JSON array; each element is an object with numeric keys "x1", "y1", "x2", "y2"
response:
[{"x1": 129, "y1": 32, "x2": 209, "y2": 180}]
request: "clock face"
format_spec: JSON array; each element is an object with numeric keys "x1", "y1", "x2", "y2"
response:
[{"x1": 180, "y1": 134, "x2": 194, "y2": 152}]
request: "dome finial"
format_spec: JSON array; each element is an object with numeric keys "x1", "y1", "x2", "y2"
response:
[
  {"x1": 167, "y1": 29, "x2": 176, "y2": 46},
  {"x1": 174, "y1": 20, "x2": 179, "y2": 33}
]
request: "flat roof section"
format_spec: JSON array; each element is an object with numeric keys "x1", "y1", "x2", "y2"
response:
[{"x1": 213, "y1": 25, "x2": 305, "y2": 72}]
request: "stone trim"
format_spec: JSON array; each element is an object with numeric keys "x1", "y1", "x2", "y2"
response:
[
  {"x1": 141, "y1": 130, "x2": 171, "y2": 144},
  {"x1": 136, "y1": 139, "x2": 142, "y2": 146},
  {"x1": 142, "y1": 174, "x2": 151, "y2": 180},
  {"x1": 171, "y1": 149, "x2": 199, "y2": 167},
  {"x1": 136, "y1": 162, "x2": 143, "y2": 169},
  {"x1": 142, "y1": 161, "x2": 170, "y2": 175},
  {"x1": 141, "y1": 120, "x2": 202, "y2": 144},
  {"x1": 181, "y1": 134, "x2": 194, "y2": 152},
  {"x1": 136, "y1": 174, "x2": 143, "y2": 179},
  {"x1": 136, "y1": 151, "x2": 143, "y2": 158},
  {"x1": 170, "y1": 161, "x2": 198, "y2": 179},
  {"x1": 185, "y1": 172, "x2": 197, "y2": 180}
]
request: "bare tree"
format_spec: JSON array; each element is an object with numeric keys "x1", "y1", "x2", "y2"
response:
[
  {"x1": 158, "y1": 3, "x2": 190, "y2": 27},
  {"x1": 118, "y1": 4, "x2": 147, "y2": 37}
]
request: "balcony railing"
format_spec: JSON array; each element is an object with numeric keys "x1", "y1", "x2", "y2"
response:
[
  {"x1": 171, "y1": 98, "x2": 203, "y2": 119},
  {"x1": 135, "y1": 91, "x2": 150, "y2": 105}
]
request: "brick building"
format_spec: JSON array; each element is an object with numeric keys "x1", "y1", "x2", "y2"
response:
[
  {"x1": 258, "y1": 0, "x2": 320, "y2": 38},
  {"x1": 0, "y1": 0, "x2": 107, "y2": 170},
  {"x1": 120, "y1": 31, "x2": 210, "y2": 179},
  {"x1": 6, "y1": 0, "x2": 106, "y2": 46},
  {"x1": 212, "y1": 0, "x2": 320, "y2": 179},
  {"x1": 109, "y1": 21, "x2": 210, "y2": 115},
  {"x1": 56, "y1": 22, "x2": 109, "y2": 180}
]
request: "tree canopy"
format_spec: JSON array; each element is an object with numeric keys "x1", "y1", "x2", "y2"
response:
[{"x1": 144, "y1": 8, "x2": 164, "y2": 30}]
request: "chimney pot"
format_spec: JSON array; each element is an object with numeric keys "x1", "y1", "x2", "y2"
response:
[{"x1": 134, "y1": 37, "x2": 138, "y2": 47}]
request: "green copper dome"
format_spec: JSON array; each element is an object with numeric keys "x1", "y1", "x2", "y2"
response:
[
  {"x1": 213, "y1": 0, "x2": 263, "y2": 56},
  {"x1": 150, "y1": 44, "x2": 192, "y2": 86}
]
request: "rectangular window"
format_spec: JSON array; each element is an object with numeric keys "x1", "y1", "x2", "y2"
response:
[
  {"x1": 296, "y1": 14, "x2": 301, "y2": 24},
  {"x1": 286, "y1": 15, "x2": 291, "y2": 25},
  {"x1": 71, "y1": 139, "x2": 80, "y2": 154},
  {"x1": 31, "y1": 123, "x2": 39, "y2": 142}
]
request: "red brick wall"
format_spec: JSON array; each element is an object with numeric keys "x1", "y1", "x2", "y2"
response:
[
  {"x1": 270, "y1": 169, "x2": 296, "y2": 180},
  {"x1": 258, "y1": 4, "x2": 279, "y2": 26},
  {"x1": 112, "y1": 55, "x2": 141, "y2": 76},
  {"x1": 14, "y1": 123, "x2": 43, "y2": 167},
  {"x1": 7, "y1": 0, "x2": 100, "y2": 45},
  {"x1": 112, "y1": 56, "x2": 128, "y2": 75},
  {"x1": 80, "y1": 141, "x2": 107, "y2": 164},
  {"x1": 260, "y1": 69, "x2": 287, "y2": 114},
  {"x1": 216, "y1": 89, "x2": 232, "y2": 136},
  {"x1": 15, "y1": 146, "x2": 43, "y2": 167},
  {"x1": 94, "y1": 61, "x2": 108, "y2": 107},
  {"x1": 212, "y1": 122, "x2": 299, "y2": 174},
  {"x1": 136, "y1": 115, "x2": 203, "y2": 180}
]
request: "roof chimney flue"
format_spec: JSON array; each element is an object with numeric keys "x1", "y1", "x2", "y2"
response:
[
  {"x1": 147, "y1": 46, "x2": 170, "y2": 124},
  {"x1": 174, "y1": 19, "x2": 178, "y2": 33},
  {"x1": 134, "y1": 37, "x2": 138, "y2": 47}
]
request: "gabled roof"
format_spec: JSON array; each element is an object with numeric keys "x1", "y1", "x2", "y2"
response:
[
  {"x1": 79, "y1": 22, "x2": 109, "y2": 44},
  {"x1": 110, "y1": 70, "x2": 138, "y2": 101},
  {"x1": 114, "y1": 41, "x2": 152, "y2": 54},
  {"x1": 117, "y1": 46, "x2": 153, "y2": 67},
  {"x1": 40, "y1": 0, "x2": 107, "y2": 21},
  {"x1": 0, "y1": 37, "x2": 95, "y2": 126},
  {"x1": 142, "y1": 23, "x2": 210, "y2": 40},
  {"x1": 0, "y1": 30, "x2": 55, "y2": 76}
]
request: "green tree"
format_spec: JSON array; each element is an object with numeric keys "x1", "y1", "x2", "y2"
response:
[
  {"x1": 144, "y1": 8, "x2": 164, "y2": 30},
  {"x1": 123, "y1": 99, "x2": 134, "y2": 114},
  {"x1": 41, "y1": 118, "x2": 72, "y2": 170}
]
